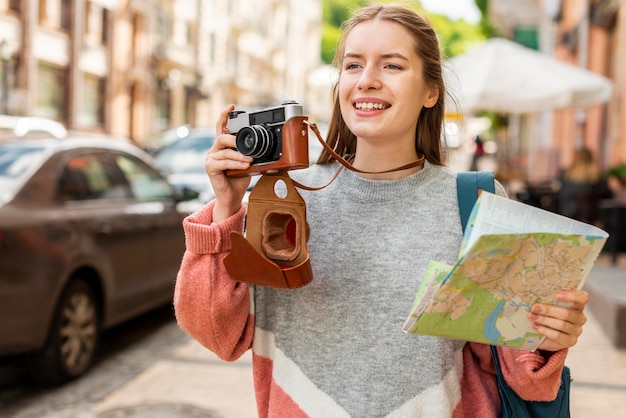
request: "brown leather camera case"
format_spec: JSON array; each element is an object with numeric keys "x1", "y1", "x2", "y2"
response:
[{"x1": 223, "y1": 172, "x2": 313, "y2": 289}]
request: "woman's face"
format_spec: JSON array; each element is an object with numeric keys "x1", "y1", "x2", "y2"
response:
[{"x1": 339, "y1": 19, "x2": 438, "y2": 149}]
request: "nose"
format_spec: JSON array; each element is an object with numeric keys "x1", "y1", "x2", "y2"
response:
[{"x1": 356, "y1": 65, "x2": 382, "y2": 90}]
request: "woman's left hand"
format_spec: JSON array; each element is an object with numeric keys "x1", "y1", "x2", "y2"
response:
[{"x1": 531, "y1": 290, "x2": 589, "y2": 352}]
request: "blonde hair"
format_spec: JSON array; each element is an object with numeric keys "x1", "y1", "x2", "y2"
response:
[{"x1": 565, "y1": 147, "x2": 600, "y2": 183}]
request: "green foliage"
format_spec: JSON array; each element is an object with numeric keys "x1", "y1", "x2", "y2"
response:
[
  {"x1": 608, "y1": 163, "x2": 626, "y2": 179},
  {"x1": 474, "y1": 0, "x2": 500, "y2": 37},
  {"x1": 320, "y1": 0, "x2": 486, "y2": 64},
  {"x1": 426, "y1": 13, "x2": 485, "y2": 59},
  {"x1": 323, "y1": 0, "x2": 364, "y2": 27},
  {"x1": 321, "y1": 0, "x2": 365, "y2": 64},
  {"x1": 321, "y1": 22, "x2": 342, "y2": 64}
]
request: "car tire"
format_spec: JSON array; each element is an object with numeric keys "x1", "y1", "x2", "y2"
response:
[{"x1": 27, "y1": 279, "x2": 101, "y2": 386}]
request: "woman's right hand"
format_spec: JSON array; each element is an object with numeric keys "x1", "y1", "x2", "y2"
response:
[{"x1": 206, "y1": 104, "x2": 254, "y2": 222}]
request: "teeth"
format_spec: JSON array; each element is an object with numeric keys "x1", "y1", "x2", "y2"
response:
[{"x1": 355, "y1": 102, "x2": 387, "y2": 110}]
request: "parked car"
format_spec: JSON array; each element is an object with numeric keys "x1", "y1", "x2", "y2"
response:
[
  {"x1": 153, "y1": 128, "x2": 217, "y2": 203},
  {"x1": 142, "y1": 124, "x2": 192, "y2": 155},
  {"x1": 0, "y1": 136, "x2": 196, "y2": 385},
  {"x1": 0, "y1": 115, "x2": 67, "y2": 141}
]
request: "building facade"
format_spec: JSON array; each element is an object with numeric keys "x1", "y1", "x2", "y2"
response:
[
  {"x1": 489, "y1": 0, "x2": 624, "y2": 176},
  {"x1": 0, "y1": 0, "x2": 323, "y2": 144}
]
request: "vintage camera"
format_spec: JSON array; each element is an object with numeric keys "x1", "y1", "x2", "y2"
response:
[{"x1": 226, "y1": 101, "x2": 310, "y2": 177}]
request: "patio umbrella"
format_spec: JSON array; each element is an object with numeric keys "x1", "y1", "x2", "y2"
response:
[{"x1": 444, "y1": 38, "x2": 613, "y2": 114}]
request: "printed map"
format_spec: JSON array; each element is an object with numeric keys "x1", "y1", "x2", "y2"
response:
[{"x1": 403, "y1": 192, "x2": 608, "y2": 351}]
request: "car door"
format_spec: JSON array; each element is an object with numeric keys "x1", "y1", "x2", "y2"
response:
[
  {"x1": 112, "y1": 153, "x2": 186, "y2": 309},
  {"x1": 58, "y1": 151, "x2": 155, "y2": 325}
]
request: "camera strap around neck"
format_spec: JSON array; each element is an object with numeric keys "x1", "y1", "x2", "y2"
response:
[{"x1": 293, "y1": 120, "x2": 425, "y2": 191}]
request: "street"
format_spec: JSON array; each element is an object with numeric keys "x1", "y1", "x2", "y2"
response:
[{"x1": 0, "y1": 305, "x2": 206, "y2": 417}]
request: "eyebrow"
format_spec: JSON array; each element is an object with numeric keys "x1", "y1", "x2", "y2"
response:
[{"x1": 343, "y1": 52, "x2": 409, "y2": 61}]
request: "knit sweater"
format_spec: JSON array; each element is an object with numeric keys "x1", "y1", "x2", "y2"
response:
[{"x1": 174, "y1": 161, "x2": 567, "y2": 417}]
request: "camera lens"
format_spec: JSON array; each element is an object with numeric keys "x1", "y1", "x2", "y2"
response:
[{"x1": 235, "y1": 125, "x2": 275, "y2": 159}]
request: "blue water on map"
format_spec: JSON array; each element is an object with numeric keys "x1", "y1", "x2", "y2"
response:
[{"x1": 483, "y1": 301, "x2": 505, "y2": 343}]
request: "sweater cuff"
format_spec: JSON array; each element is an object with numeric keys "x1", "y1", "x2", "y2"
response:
[
  {"x1": 182, "y1": 200, "x2": 247, "y2": 254},
  {"x1": 516, "y1": 348, "x2": 568, "y2": 377}
]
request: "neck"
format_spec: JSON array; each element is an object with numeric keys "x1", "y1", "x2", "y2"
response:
[{"x1": 352, "y1": 146, "x2": 424, "y2": 180}]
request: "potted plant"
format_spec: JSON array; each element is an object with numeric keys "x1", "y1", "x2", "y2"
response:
[{"x1": 607, "y1": 163, "x2": 626, "y2": 186}]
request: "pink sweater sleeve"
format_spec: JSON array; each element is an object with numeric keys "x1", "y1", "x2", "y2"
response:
[
  {"x1": 173, "y1": 200, "x2": 255, "y2": 361},
  {"x1": 460, "y1": 342, "x2": 568, "y2": 416}
]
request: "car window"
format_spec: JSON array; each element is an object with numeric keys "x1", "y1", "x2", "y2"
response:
[
  {"x1": 58, "y1": 153, "x2": 132, "y2": 201},
  {"x1": 114, "y1": 154, "x2": 174, "y2": 200},
  {"x1": 154, "y1": 135, "x2": 214, "y2": 174},
  {"x1": 0, "y1": 144, "x2": 46, "y2": 198}
]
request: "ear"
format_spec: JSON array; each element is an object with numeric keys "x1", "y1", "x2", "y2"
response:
[{"x1": 423, "y1": 86, "x2": 439, "y2": 109}]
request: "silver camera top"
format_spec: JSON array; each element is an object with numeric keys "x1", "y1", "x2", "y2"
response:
[{"x1": 227, "y1": 101, "x2": 303, "y2": 133}]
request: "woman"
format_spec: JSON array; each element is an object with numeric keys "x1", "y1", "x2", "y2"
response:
[
  {"x1": 556, "y1": 146, "x2": 612, "y2": 224},
  {"x1": 174, "y1": 4, "x2": 588, "y2": 417}
]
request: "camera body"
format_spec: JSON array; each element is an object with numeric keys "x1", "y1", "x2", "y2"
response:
[{"x1": 226, "y1": 102, "x2": 310, "y2": 177}]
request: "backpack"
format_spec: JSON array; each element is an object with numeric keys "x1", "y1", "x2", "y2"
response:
[{"x1": 456, "y1": 171, "x2": 495, "y2": 230}]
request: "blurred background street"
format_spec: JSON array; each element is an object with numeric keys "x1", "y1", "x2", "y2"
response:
[{"x1": 1, "y1": 0, "x2": 626, "y2": 416}]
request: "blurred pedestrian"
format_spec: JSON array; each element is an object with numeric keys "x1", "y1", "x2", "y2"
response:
[
  {"x1": 174, "y1": 3, "x2": 590, "y2": 417},
  {"x1": 556, "y1": 146, "x2": 612, "y2": 224},
  {"x1": 469, "y1": 134, "x2": 485, "y2": 171}
]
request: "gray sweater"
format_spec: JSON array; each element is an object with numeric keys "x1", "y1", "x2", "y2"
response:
[
  {"x1": 254, "y1": 161, "x2": 469, "y2": 416},
  {"x1": 173, "y1": 160, "x2": 566, "y2": 418}
]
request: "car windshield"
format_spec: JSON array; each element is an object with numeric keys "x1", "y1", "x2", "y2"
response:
[
  {"x1": 0, "y1": 143, "x2": 47, "y2": 202},
  {"x1": 154, "y1": 134, "x2": 214, "y2": 174}
]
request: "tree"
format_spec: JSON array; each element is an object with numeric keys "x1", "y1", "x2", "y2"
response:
[
  {"x1": 321, "y1": 0, "x2": 486, "y2": 64},
  {"x1": 321, "y1": 0, "x2": 364, "y2": 64}
]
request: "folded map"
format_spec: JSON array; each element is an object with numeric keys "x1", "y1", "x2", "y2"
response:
[{"x1": 402, "y1": 191, "x2": 608, "y2": 351}]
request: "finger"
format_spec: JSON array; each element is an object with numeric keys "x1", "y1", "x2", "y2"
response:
[
  {"x1": 205, "y1": 149, "x2": 252, "y2": 174},
  {"x1": 210, "y1": 132, "x2": 238, "y2": 152},
  {"x1": 533, "y1": 323, "x2": 580, "y2": 349},
  {"x1": 529, "y1": 303, "x2": 587, "y2": 326},
  {"x1": 555, "y1": 290, "x2": 589, "y2": 310},
  {"x1": 530, "y1": 289, "x2": 589, "y2": 321},
  {"x1": 530, "y1": 309, "x2": 585, "y2": 336},
  {"x1": 216, "y1": 104, "x2": 235, "y2": 134}
]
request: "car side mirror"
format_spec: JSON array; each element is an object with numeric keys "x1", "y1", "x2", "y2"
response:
[{"x1": 175, "y1": 187, "x2": 200, "y2": 202}]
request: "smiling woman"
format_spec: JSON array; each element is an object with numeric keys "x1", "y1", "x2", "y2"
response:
[{"x1": 174, "y1": 3, "x2": 590, "y2": 417}]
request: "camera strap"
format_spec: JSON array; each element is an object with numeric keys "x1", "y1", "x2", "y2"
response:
[{"x1": 293, "y1": 120, "x2": 426, "y2": 191}]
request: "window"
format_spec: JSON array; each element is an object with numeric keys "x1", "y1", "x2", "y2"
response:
[
  {"x1": 8, "y1": 0, "x2": 21, "y2": 13},
  {"x1": 115, "y1": 154, "x2": 173, "y2": 200},
  {"x1": 84, "y1": 1, "x2": 108, "y2": 45},
  {"x1": 156, "y1": 88, "x2": 171, "y2": 131},
  {"x1": 36, "y1": 64, "x2": 68, "y2": 122},
  {"x1": 156, "y1": 9, "x2": 171, "y2": 44},
  {"x1": 78, "y1": 74, "x2": 105, "y2": 127},
  {"x1": 0, "y1": 145, "x2": 46, "y2": 198},
  {"x1": 39, "y1": 0, "x2": 70, "y2": 30},
  {"x1": 57, "y1": 153, "x2": 131, "y2": 201}
]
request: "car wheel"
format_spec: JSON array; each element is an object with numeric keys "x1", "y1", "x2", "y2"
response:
[{"x1": 27, "y1": 279, "x2": 101, "y2": 386}]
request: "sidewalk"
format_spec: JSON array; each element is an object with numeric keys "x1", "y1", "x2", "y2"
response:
[
  {"x1": 93, "y1": 341, "x2": 257, "y2": 418},
  {"x1": 90, "y1": 258, "x2": 626, "y2": 418}
]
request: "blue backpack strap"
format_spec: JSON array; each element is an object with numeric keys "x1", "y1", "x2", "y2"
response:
[{"x1": 457, "y1": 171, "x2": 495, "y2": 231}]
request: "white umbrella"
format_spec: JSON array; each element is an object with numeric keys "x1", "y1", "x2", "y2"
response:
[{"x1": 444, "y1": 38, "x2": 613, "y2": 114}]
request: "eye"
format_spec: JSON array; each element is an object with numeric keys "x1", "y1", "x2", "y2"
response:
[
  {"x1": 344, "y1": 62, "x2": 362, "y2": 71},
  {"x1": 385, "y1": 63, "x2": 403, "y2": 70}
]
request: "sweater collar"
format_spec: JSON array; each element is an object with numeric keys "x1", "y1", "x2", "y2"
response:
[{"x1": 334, "y1": 160, "x2": 442, "y2": 201}]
